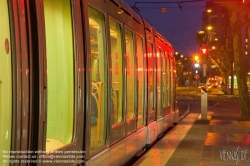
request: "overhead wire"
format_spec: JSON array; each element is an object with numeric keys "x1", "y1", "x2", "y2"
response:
[
  {"x1": 131, "y1": 1, "x2": 206, "y2": 12},
  {"x1": 125, "y1": 0, "x2": 206, "y2": 56},
  {"x1": 132, "y1": 0, "x2": 207, "y2": 6},
  {"x1": 138, "y1": 5, "x2": 206, "y2": 11}
]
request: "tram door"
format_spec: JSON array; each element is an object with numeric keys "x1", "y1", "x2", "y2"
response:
[
  {"x1": 170, "y1": 57, "x2": 176, "y2": 111},
  {"x1": 43, "y1": 0, "x2": 75, "y2": 152},
  {"x1": 87, "y1": 6, "x2": 108, "y2": 151},
  {"x1": 147, "y1": 41, "x2": 156, "y2": 123},
  {"x1": 166, "y1": 53, "x2": 171, "y2": 114},
  {"x1": 124, "y1": 28, "x2": 136, "y2": 135},
  {"x1": 156, "y1": 47, "x2": 162, "y2": 119},
  {"x1": 136, "y1": 35, "x2": 146, "y2": 128},
  {"x1": 162, "y1": 51, "x2": 169, "y2": 115},
  {"x1": 35, "y1": 0, "x2": 84, "y2": 163}
]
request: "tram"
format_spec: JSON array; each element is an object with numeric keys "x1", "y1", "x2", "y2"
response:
[{"x1": 0, "y1": 0, "x2": 179, "y2": 165}]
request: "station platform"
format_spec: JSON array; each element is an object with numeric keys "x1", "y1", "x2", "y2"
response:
[{"x1": 133, "y1": 96, "x2": 250, "y2": 166}]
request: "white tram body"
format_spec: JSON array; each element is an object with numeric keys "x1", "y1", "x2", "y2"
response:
[{"x1": 0, "y1": 0, "x2": 178, "y2": 165}]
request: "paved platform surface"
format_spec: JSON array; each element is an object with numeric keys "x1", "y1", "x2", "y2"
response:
[{"x1": 133, "y1": 96, "x2": 250, "y2": 166}]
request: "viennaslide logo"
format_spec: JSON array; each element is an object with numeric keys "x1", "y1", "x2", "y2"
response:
[{"x1": 220, "y1": 146, "x2": 248, "y2": 165}]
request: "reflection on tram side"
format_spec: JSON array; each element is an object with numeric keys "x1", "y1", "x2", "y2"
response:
[
  {"x1": 111, "y1": 82, "x2": 119, "y2": 123},
  {"x1": 136, "y1": 35, "x2": 146, "y2": 128}
]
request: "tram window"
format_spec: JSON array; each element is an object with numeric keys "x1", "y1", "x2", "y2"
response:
[
  {"x1": 109, "y1": 19, "x2": 123, "y2": 125},
  {"x1": 44, "y1": 0, "x2": 74, "y2": 151},
  {"x1": 162, "y1": 51, "x2": 167, "y2": 109},
  {"x1": 0, "y1": 0, "x2": 12, "y2": 163},
  {"x1": 88, "y1": 7, "x2": 107, "y2": 150},
  {"x1": 166, "y1": 54, "x2": 171, "y2": 109},
  {"x1": 147, "y1": 43, "x2": 154, "y2": 113},
  {"x1": 125, "y1": 29, "x2": 135, "y2": 119},
  {"x1": 136, "y1": 35, "x2": 145, "y2": 127},
  {"x1": 170, "y1": 58, "x2": 175, "y2": 110},
  {"x1": 156, "y1": 48, "x2": 162, "y2": 118}
]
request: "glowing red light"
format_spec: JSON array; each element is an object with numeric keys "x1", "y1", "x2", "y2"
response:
[
  {"x1": 200, "y1": 46, "x2": 208, "y2": 55},
  {"x1": 202, "y1": 48, "x2": 207, "y2": 54}
]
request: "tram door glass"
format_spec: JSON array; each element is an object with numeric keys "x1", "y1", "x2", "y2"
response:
[
  {"x1": 166, "y1": 54, "x2": 171, "y2": 111},
  {"x1": 0, "y1": 0, "x2": 12, "y2": 164},
  {"x1": 162, "y1": 51, "x2": 167, "y2": 114},
  {"x1": 147, "y1": 42, "x2": 155, "y2": 122},
  {"x1": 170, "y1": 57, "x2": 175, "y2": 110},
  {"x1": 156, "y1": 48, "x2": 162, "y2": 118},
  {"x1": 125, "y1": 29, "x2": 135, "y2": 119},
  {"x1": 109, "y1": 20, "x2": 123, "y2": 125},
  {"x1": 136, "y1": 35, "x2": 145, "y2": 127},
  {"x1": 88, "y1": 7, "x2": 107, "y2": 150},
  {"x1": 44, "y1": 0, "x2": 74, "y2": 151}
]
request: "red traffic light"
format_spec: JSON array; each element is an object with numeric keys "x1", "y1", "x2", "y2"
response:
[
  {"x1": 201, "y1": 48, "x2": 207, "y2": 54},
  {"x1": 200, "y1": 46, "x2": 208, "y2": 55}
]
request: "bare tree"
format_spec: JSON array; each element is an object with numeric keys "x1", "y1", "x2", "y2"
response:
[{"x1": 229, "y1": 9, "x2": 250, "y2": 118}]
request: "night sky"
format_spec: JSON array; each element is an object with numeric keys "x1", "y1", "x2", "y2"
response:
[{"x1": 124, "y1": 0, "x2": 206, "y2": 57}]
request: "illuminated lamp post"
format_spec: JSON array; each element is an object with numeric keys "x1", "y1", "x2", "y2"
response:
[
  {"x1": 194, "y1": 61, "x2": 200, "y2": 100},
  {"x1": 199, "y1": 46, "x2": 208, "y2": 120},
  {"x1": 194, "y1": 63, "x2": 200, "y2": 68},
  {"x1": 199, "y1": 46, "x2": 208, "y2": 84},
  {"x1": 194, "y1": 55, "x2": 199, "y2": 62}
]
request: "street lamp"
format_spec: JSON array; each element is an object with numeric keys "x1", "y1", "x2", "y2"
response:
[
  {"x1": 193, "y1": 61, "x2": 200, "y2": 100},
  {"x1": 207, "y1": 9, "x2": 212, "y2": 13},
  {"x1": 194, "y1": 63, "x2": 200, "y2": 68},
  {"x1": 194, "y1": 55, "x2": 199, "y2": 61},
  {"x1": 207, "y1": 26, "x2": 212, "y2": 30}
]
